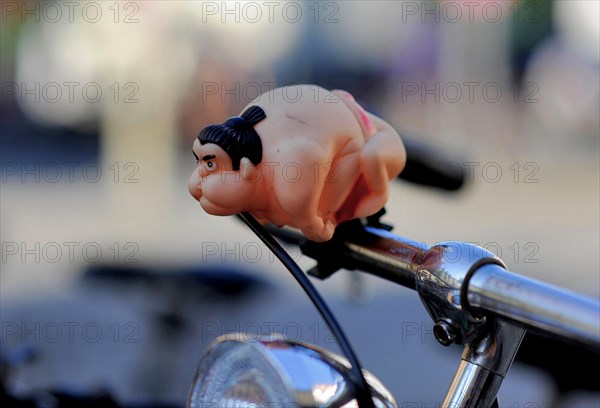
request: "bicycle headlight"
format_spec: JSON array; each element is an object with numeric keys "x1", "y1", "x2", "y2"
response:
[{"x1": 188, "y1": 334, "x2": 397, "y2": 408}]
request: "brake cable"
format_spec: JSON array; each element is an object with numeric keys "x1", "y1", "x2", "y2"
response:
[{"x1": 237, "y1": 212, "x2": 375, "y2": 408}]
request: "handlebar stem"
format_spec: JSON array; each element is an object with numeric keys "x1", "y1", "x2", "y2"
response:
[
  {"x1": 442, "y1": 318, "x2": 526, "y2": 408},
  {"x1": 415, "y1": 241, "x2": 525, "y2": 407}
]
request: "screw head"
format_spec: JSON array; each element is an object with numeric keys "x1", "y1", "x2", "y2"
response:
[{"x1": 433, "y1": 320, "x2": 458, "y2": 346}]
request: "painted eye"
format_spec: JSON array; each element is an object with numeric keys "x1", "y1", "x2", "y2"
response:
[{"x1": 203, "y1": 161, "x2": 217, "y2": 172}]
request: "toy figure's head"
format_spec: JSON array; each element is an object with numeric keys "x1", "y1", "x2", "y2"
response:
[{"x1": 188, "y1": 106, "x2": 266, "y2": 215}]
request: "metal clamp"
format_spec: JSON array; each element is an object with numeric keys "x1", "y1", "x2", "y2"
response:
[
  {"x1": 415, "y1": 242, "x2": 525, "y2": 408},
  {"x1": 416, "y1": 241, "x2": 506, "y2": 345}
]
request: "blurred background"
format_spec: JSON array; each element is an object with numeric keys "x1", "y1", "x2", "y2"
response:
[{"x1": 1, "y1": 0, "x2": 598, "y2": 407}]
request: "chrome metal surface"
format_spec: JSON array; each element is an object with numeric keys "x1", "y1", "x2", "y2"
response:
[
  {"x1": 443, "y1": 318, "x2": 525, "y2": 407},
  {"x1": 188, "y1": 334, "x2": 397, "y2": 408},
  {"x1": 412, "y1": 241, "x2": 525, "y2": 406},
  {"x1": 344, "y1": 227, "x2": 430, "y2": 289},
  {"x1": 441, "y1": 360, "x2": 503, "y2": 408},
  {"x1": 416, "y1": 241, "x2": 506, "y2": 344},
  {"x1": 468, "y1": 263, "x2": 600, "y2": 349},
  {"x1": 462, "y1": 318, "x2": 526, "y2": 376},
  {"x1": 339, "y1": 229, "x2": 599, "y2": 350}
]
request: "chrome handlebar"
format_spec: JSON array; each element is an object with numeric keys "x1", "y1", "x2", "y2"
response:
[
  {"x1": 467, "y1": 263, "x2": 599, "y2": 348},
  {"x1": 346, "y1": 226, "x2": 599, "y2": 349},
  {"x1": 270, "y1": 220, "x2": 599, "y2": 348}
]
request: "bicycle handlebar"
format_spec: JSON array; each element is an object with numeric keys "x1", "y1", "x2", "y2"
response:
[
  {"x1": 273, "y1": 223, "x2": 600, "y2": 350},
  {"x1": 468, "y1": 263, "x2": 599, "y2": 348}
]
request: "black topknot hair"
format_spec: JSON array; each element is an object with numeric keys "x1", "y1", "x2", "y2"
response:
[{"x1": 198, "y1": 105, "x2": 266, "y2": 171}]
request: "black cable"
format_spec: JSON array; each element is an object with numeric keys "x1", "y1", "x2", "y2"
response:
[{"x1": 237, "y1": 212, "x2": 375, "y2": 408}]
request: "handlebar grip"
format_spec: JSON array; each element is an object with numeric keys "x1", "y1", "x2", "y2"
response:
[{"x1": 398, "y1": 135, "x2": 466, "y2": 191}]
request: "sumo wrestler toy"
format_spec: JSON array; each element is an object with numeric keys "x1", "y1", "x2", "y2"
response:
[{"x1": 188, "y1": 85, "x2": 406, "y2": 242}]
